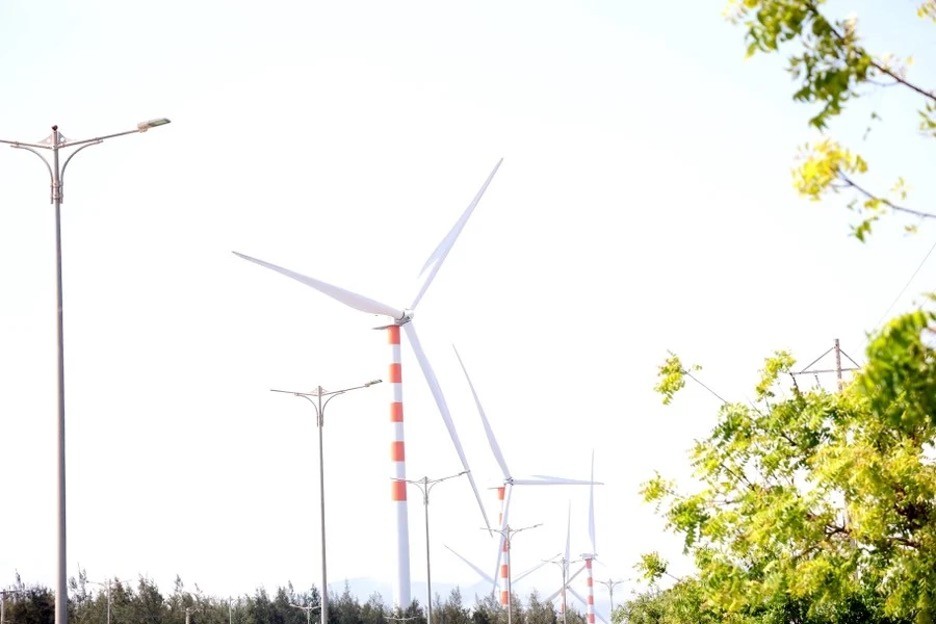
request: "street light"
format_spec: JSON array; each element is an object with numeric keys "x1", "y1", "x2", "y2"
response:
[
  {"x1": 271, "y1": 379, "x2": 382, "y2": 624},
  {"x1": 404, "y1": 471, "x2": 466, "y2": 624},
  {"x1": 87, "y1": 580, "x2": 112, "y2": 624},
  {"x1": 491, "y1": 523, "x2": 541, "y2": 624},
  {"x1": 289, "y1": 603, "x2": 321, "y2": 624},
  {"x1": 0, "y1": 118, "x2": 171, "y2": 624},
  {"x1": 596, "y1": 579, "x2": 625, "y2": 618},
  {"x1": 1, "y1": 589, "x2": 27, "y2": 624}
]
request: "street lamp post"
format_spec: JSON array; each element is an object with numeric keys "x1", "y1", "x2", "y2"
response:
[
  {"x1": 1, "y1": 589, "x2": 27, "y2": 624},
  {"x1": 546, "y1": 557, "x2": 570, "y2": 624},
  {"x1": 493, "y1": 523, "x2": 541, "y2": 624},
  {"x1": 88, "y1": 580, "x2": 112, "y2": 624},
  {"x1": 290, "y1": 603, "x2": 320, "y2": 624},
  {"x1": 272, "y1": 379, "x2": 382, "y2": 624},
  {"x1": 0, "y1": 118, "x2": 170, "y2": 624},
  {"x1": 597, "y1": 579, "x2": 624, "y2": 618},
  {"x1": 404, "y1": 471, "x2": 466, "y2": 624}
]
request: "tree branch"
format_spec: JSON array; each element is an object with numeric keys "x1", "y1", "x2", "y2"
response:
[
  {"x1": 838, "y1": 173, "x2": 936, "y2": 220},
  {"x1": 803, "y1": 1, "x2": 936, "y2": 104}
]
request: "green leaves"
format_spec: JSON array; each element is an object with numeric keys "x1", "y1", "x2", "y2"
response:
[
  {"x1": 727, "y1": 0, "x2": 936, "y2": 236},
  {"x1": 654, "y1": 354, "x2": 699, "y2": 405},
  {"x1": 644, "y1": 306, "x2": 936, "y2": 622}
]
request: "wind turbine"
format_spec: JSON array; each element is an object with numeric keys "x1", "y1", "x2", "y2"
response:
[
  {"x1": 443, "y1": 544, "x2": 555, "y2": 597},
  {"x1": 234, "y1": 159, "x2": 502, "y2": 608},
  {"x1": 544, "y1": 453, "x2": 609, "y2": 624},
  {"x1": 452, "y1": 346, "x2": 599, "y2": 608},
  {"x1": 581, "y1": 452, "x2": 599, "y2": 624}
]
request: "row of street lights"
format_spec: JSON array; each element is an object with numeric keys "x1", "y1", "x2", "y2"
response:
[
  {"x1": 2, "y1": 118, "x2": 607, "y2": 624},
  {"x1": 0, "y1": 118, "x2": 171, "y2": 624}
]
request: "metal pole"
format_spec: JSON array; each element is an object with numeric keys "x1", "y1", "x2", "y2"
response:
[
  {"x1": 834, "y1": 338, "x2": 843, "y2": 391},
  {"x1": 51, "y1": 127, "x2": 68, "y2": 624},
  {"x1": 403, "y1": 471, "x2": 465, "y2": 624},
  {"x1": 423, "y1": 480, "x2": 432, "y2": 624},
  {"x1": 495, "y1": 523, "x2": 540, "y2": 624},
  {"x1": 316, "y1": 388, "x2": 328, "y2": 624},
  {"x1": 106, "y1": 580, "x2": 111, "y2": 624},
  {"x1": 272, "y1": 380, "x2": 381, "y2": 624},
  {"x1": 0, "y1": 119, "x2": 170, "y2": 624},
  {"x1": 597, "y1": 580, "x2": 624, "y2": 619}
]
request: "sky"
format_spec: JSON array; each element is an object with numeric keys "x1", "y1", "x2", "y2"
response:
[{"x1": 0, "y1": 0, "x2": 934, "y2": 618}]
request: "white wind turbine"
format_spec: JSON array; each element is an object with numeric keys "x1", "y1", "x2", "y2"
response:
[
  {"x1": 452, "y1": 346, "x2": 599, "y2": 608},
  {"x1": 234, "y1": 159, "x2": 502, "y2": 608},
  {"x1": 546, "y1": 451, "x2": 608, "y2": 624},
  {"x1": 546, "y1": 457, "x2": 609, "y2": 624}
]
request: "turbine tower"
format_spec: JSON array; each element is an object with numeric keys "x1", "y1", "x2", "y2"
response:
[
  {"x1": 581, "y1": 452, "x2": 598, "y2": 624},
  {"x1": 234, "y1": 159, "x2": 502, "y2": 607}
]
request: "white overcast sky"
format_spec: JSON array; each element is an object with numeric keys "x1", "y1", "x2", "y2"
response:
[{"x1": 0, "y1": 0, "x2": 934, "y2": 616}]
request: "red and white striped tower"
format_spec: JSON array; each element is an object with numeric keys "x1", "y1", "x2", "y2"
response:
[
  {"x1": 584, "y1": 557, "x2": 595, "y2": 624},
  {"x1": 388, "y1": 325, "x2": 411, "y2": 608},
  {"x1": 499, "y1": 534, "x2": 510, "y2": 606}
]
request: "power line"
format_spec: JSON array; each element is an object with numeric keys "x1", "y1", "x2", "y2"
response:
[{"x1": 876, "y1": 234, "x2": 936, "y2": 327}]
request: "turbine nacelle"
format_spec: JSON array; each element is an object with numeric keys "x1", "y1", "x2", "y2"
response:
[{"x1": 373, "y1": 309, "x2": 414, "y2": 330}]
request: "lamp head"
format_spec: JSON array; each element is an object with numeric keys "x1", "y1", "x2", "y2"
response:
[{"x1": 137, "y1": 118, "x2": 171, "y2": 132}]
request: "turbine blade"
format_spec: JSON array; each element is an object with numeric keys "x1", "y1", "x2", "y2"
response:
[
  {"x1": 444, "y1": 545, "x2": 495, "y2": 585},
  {"x1": 403, "y1": 322, "x2": 492, "y2": 533},
  {"x1": 567, "y1": 563, "x2": 586, "y2": 585},
  {"x1": 567, "y1": 588, "x2": 609, "y2": 624},
  {"x1": 233, "y1": 252, "x2": 404, "y2": 319},
  {"x1": 409, "y1": 159, "x2": 503, "y2": 310},
  {"x1": 565, "y1": 501, "x2": 571, "y2": 565},
  {"x1": 514, "y1": 557, "x2": 554, "y2": 583},
  {"x1": 544, "y1": 587, "x2": 563, "y2": 604},
  {"x1": 452, "y1": 345, "x2": 511, "y2": 480},
  {"x1": 545, "y1": 564, "x2": 586, "y2": 604},
  {"x1": 589, "y1": 451, "x2": 597, "y2": 554},
  {"x1": 515, "y1": 476, "x2": 601, "y2": 486}
]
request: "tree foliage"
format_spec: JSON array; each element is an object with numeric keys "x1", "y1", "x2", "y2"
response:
[
  {"x1": 642, "y1": 308, "x2": 936, "y2": 623},
  {"x1": 0, "y1": 576, "x2": 582, "y2": 624},
  {"x1": 725, "y1": 0, "x2": 936, "y2": 238}
]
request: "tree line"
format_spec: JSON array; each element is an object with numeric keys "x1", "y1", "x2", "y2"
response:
[{"x1": 1, "y1": 572, "x2": 587, "y2": 624}]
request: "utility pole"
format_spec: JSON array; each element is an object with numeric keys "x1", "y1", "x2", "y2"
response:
[
  {"x1": 1, "y1": 589, "x2": 27, "y2": 624},
  {"x1": 596, "y1": 579, "x2": 625, "y2": 618},
  {"x1": 493, "y1": 523, "x2": 541, "y2": 624},
  {"x1": 790, "y1": 338, "x2": 860, "y2": 392},
  {"x1": 404, "y1": 471, "x2": 466, "y2": 624},
  {"x1": 290, "y1": 603, "x2": 320, "y2": 624}
]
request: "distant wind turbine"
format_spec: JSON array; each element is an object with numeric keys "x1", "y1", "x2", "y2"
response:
[
  {"x1": 234, "y1": 159, "x2": 503, "y2": 608},
  {"x1": 453, "y1": 346, "x2": 600, "y2": 607}
]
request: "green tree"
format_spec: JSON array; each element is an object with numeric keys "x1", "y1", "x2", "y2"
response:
[
  {"x1": 521, "y1": 592, "x2": 555, "y2": 624},
  {"x1": 3, "y1": 586, "x2": 54, "y2": 624},
  {"x1": 435, "y1": 589, "x2": 469, "y2": 624},
  {"x1": 644, "y1": 308, "x2": 936, "y2": 622},
  {"x1": 332, "y1": 584, "x2": 363, "y2": 624},
  {"x1": 726, "y1": 0, "x2": 936, "y2": 238},
  {"x1": 358, "y1": 593, "x2": 387, "y2": 624}
]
